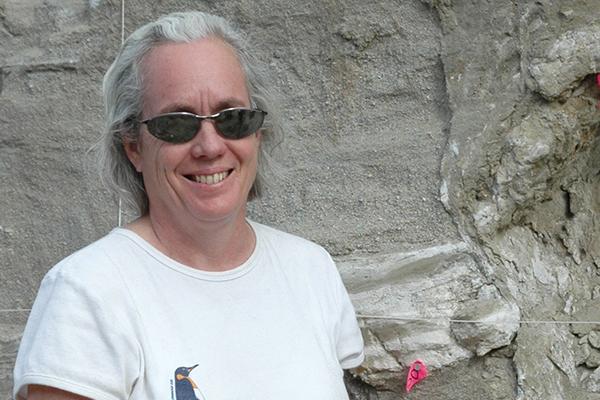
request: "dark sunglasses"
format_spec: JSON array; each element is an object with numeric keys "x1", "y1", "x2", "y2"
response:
[{"x1": 140, "y1": 107, "x2": 267, "y2": 143}]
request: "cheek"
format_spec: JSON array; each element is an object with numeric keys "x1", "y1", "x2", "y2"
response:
[
  {"x1": 247, "y1": 141, "x2": 261, "y2": 171},
  {"x1": 233, "y1": 137, "x2": 260, "y2": 165},
  {"x1": 140, "y1": 140, "x2": 172, "y2": 181},
  {"x1": 251, "y1": 135, "x2": 261, "y2": 159}
]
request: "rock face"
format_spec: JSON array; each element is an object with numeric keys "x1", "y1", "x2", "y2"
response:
[
  {"x1": 450, "y1": 299, "x2": 520, "y2": 357},
  {"x1": 339, "y1": 244, "x2": 482, "y2": 391},
  {"x1": 1, "y1": 1, "x2": 599, "y2": 400}
]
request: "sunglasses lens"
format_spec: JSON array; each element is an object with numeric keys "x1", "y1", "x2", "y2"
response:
[
  {"x1": 146, "y1": 114, "x2": 199, "y2": 143},
  {"x1": 143, "y1": 109, "x2": 266, "y2": 143},
  {"x1": 215, "y1": 109, "x2": 265, "y2": 139}
]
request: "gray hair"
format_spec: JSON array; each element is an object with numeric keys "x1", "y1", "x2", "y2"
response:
[{"x1": 96, "y1": 11, "x2": 281, "y2": 216}]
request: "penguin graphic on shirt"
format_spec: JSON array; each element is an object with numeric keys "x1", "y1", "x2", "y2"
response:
[{"x1": 174, "y1": 364, "x2": 205, "y2": 400}]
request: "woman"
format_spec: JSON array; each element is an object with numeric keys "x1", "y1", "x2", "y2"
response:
[{"x1": 14, "y1": 11, "x2": 364, "y2": 400}]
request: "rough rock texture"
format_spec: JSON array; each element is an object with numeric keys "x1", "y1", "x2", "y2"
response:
[
  {"x1": 339, "y1": 244, "x2": 482, "y2": 391},
  {"x1": 436, "y1": 0, "x2": 600, "y2": 399},
  {"x1": 1, "y1": 0, "x2": 599, "y2": 399},
  {"x1": 450, "y1": 299, "x2": 520, "y2": 356}
]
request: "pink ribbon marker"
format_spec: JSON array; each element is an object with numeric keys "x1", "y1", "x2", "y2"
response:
[{"x1": 405, "y1": 360, "x2": 428, "y2": 393}]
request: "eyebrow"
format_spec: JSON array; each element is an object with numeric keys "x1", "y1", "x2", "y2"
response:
[
  {"x1": 214, "y1": 97, "x2": 248, "y2": 110},
  {"x1": 157, "y1": 98, "x2": 249, "y2": 115}
]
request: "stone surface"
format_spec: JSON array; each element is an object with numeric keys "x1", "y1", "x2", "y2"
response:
[
  {"x1": 571, "y1": 301, "x2": 600, "y2": 337},
  {"x1": 585, "y1": 348, "x2": 600, "y2": 369},
  {"x1": 434, "y1": 1, "x2": 600, "y2": 399},
  {"x1": 349, "y1": 356, "x2": 517, "y2": 400},
  {"x1": 590, "y1": 331, "x2": 600, "y2": 350},
  {"x1": 528, "y1": 28, "x2": 600, "y2": 99},
  {"x1": 339, "y1": 244, "x2": 488, "y2": 391},
  {"x1": 2, "y1": 0, "x2": 600, "y2": 399},
  {"x1": 583, "y1": 367, "x2": 600, "y2": 394},
  {"x1": 450, "y1": 299, "x2": 520, "y2": 356}
]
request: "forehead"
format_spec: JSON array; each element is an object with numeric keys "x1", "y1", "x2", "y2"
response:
[{"x1": 140, "y1": 37, "x2": 249, "y2": 113}]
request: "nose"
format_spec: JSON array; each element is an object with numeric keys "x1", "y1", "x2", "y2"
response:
[{"x1": 190, "y1": 119, "x2": 227, "y2": 159}]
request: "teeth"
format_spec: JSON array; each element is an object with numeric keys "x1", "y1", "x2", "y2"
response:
[{"x1": 193, "y1": 171, "x2": 228, "y2": 185}]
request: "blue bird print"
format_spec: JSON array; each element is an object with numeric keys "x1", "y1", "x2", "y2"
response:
[{"x1": 174, "y1": 364, "x2": 203, "y2": 400}]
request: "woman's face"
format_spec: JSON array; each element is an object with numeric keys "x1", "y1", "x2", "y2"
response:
[{"x1": 124, "y1": 37, "x2": 261, "y2": 227}]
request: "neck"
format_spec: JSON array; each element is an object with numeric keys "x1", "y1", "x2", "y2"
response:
[{"x1": 126, "y1": 210, "x2": 256, "y2": 272}]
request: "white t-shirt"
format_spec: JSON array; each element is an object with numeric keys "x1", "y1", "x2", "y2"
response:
[{"x1": 13, "y1": 221, "x2": 364, "y2": 400}]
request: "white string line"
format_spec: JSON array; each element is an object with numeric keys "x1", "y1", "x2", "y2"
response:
[
  {"x1": 118, "y1": 197, "x2": 123, "y2": 227},
  {"x1": 1, "y1": 309, "x2": 599, "y2": 326},
  {"x1": 117, "y1": 0, "x2": 125, "y2": 227},
  {"x1": 357, "y1": 314, "x2": 600, "y2": 325},
  {"x1": 121, "y1": 0, "x2": 125, "y2": 44}
]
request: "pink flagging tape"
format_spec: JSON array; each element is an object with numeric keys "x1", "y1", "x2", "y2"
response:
[{"x1": 406, "y1": 360, "x2": 428, "y2": 392}]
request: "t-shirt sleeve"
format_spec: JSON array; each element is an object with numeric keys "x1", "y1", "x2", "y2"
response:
[
  {"x1": 13, "y1": 264, "x2": 141, "y2": 400},
  {"x1": 329, "y1": 256, "x2": 365, "y2": 369}
]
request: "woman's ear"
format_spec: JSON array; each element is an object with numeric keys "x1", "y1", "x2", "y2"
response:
[{"x1": 123, "y1": 136, "x2": 143, "y2": 173}]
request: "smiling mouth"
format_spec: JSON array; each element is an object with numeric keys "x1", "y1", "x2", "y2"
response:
[{"x1": 185, "y1": 170, "x2": 232, "y2": 185}]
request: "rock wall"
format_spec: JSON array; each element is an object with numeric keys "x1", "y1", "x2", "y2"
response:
[{"x1": 1, "y1": 1, "x2": 599, "y2": 399}]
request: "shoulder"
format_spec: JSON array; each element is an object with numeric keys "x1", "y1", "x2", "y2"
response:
[
  {"x1": 249, "y1": 220, "x2": 342, "y2": 288},
  {"x1": 250, "y1": 220, "x2": 332, "y2": 261},
  {"x1": 25, "y1": 229, "x2": 141, "y2": 343},
  {"x1": 14, "y1": 230, "x2": 142, "y2": 400},
  {"x1": 41, "y1": 229, "x2": 133, "y2": 297}
]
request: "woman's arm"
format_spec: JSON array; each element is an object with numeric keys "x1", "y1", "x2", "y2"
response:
[{"x1": 27, "y1": 385, "x2": 89, "y2": 400}]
